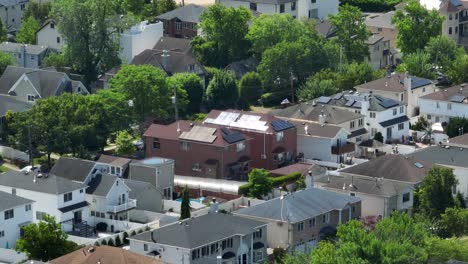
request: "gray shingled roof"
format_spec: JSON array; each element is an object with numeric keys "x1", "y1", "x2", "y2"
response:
[
  {"x1": 0, "y1": 171, "x2": 86, "y2": 195},
  {"x1": 156, "y1": 4, "x2": 207, "y2": 23},
  {"x1": 0, "y1": 190, "x2": 34, "y2": 211},
  {"x1": 448, "y1": 134, "x2": 468, "y2": 147},
  {"x1": 86, "y1": 174, "x2": 117, "y2": 197},
  {"x1": 129, "y1": 213, "x2": 266, "y2": 249},
  {"x1": 0, "y1": 42, "x2": 48, "y2": 55},
  {"x1": 153, "y1": 37, "x2": 192, "y2": 54},
  {"x1": 365, "y1": 11, "x2": 395, "y2": 29},
  {"x1": 234, "y1": 188, "x2": 360, "y2": 223},
  {"x1": 313, "y1": 91, "x2": 403, "y2": 112},
  {"x1": 408, "y1": 145, "x2": 468, "y2": 168},
  {"x1": 289, "y1": 119, "x2": 344, "y2": 139},
  {"x1": 0, "y1": 94, "x2": 33, "y2": 117},
  {"x1": 124, "y1": 179, "x2": 153, "y2": 200},
  {"x1": 50, "y1": 157, "x2": 96, "y2": 183}
]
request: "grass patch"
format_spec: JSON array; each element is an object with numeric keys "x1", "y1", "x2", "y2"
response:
[{"x1": 0, "y1": 165, "x2": 10, "y2": 173}]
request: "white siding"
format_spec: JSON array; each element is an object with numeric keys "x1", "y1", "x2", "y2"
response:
[
  {"x1": 36, "y1": 22, "x2": 64, "y2": 51},
  {"x1": 119, "y1": 21, "x2": 164, "y2": 63},
  {"x1": 420, "y1": 98, "x2": 468, "y2": 124},
  {"x1": 0, "y1": 202, "x2": 33, "y2": 248}
]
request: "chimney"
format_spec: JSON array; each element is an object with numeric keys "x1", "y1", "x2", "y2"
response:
[
  {"x1": 305, "y1": 170, "x2": 314, "y2": 189},
  {"x1": 360, "y1": 96, "x2": 369, "y2": 115},
  {"x1": 318, "y1": 111, "x2": 326, "y2": 126},
  {"x1": 161, "y1": 50, "x2": 170, "y2": 73},
  {"x1": 210, "y1": 198, "x2": 218, "y2": 213},
  {"x1": 304, "y1": 124, "x2": 309, "y2": 135},
  {"x1": 403, "y1": 72, "x2": 411, "y2": 95}
]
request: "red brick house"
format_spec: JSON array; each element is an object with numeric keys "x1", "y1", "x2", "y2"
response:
[
  {"x1": 156, "y1": 4, "x2": 206, "y2": 39},
  {"x1": 204, "y1": 110, "x2": 297, "y2": 170},
  {"x1": 144, "y1": 120, "x2": 253, "y2": 180}
]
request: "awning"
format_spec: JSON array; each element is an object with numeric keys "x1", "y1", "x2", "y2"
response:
[
  {"x1": 348, "y1": 128, "x2": 368, "y2": 139},
  {"x1": 379, "y1": 115, "x2": 409, "y2": 128},
  {"x1": 253, "y1": 242, "x2": 265, "y2": 250},
  {"x1": 359, "y1": 139, "x2": 385, "y2": 149},
  {"x1": 148, "y1": 250, "x2": 160, "y2": 256},
  {"x1": 58, "y1": 201, "x2": 89, "y2": 213},
  {"x1": 222, "y1": 252, "x2": 236, "y2": 259}
]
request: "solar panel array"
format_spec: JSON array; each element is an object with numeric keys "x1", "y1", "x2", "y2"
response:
[
  {"x1": 450, "y1": 95, "x2": 466, "y2": 103},
  {"x1": 345, "y1": 100, "x2": 355, "y2": 107},
  {"x1": 205, "y1": 112, "x2": 269, "y2": 132},
  {"x1": 271, "y1": 120, "x2": 295, "y2": 132},
  {"x1": 317, "y1": 96, "x2": 331, "y2": 104},
  {"x1": 334, "y1": 93, "x2": 343, "y2": 100},
  {"x1": 222, "y1": 128, "x2": 245, "y2": 144},
  {"x1": 379, "y1": 99, "x2": 399, "y2": 108}
]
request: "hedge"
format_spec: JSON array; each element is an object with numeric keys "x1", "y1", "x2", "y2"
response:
[
  {"x1": 340, "y1": 0, "x2": 402, "y2": 12},
  {"x1": 238, "y1": 172, "x2": 303, "y2": 195}
]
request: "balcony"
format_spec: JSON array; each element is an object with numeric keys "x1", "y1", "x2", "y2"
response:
[
  {"x1": 331, "y1": 142, "x2": 356, "y2": 155},
  {"x1": 106, "y1": 199, "x2": 137, "y2": 214}
]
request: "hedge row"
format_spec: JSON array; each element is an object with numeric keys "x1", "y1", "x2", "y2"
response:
[
  {"x1": 238, "y1": 172, "x2": 303, "y2": 195},
  {"x1": 340, "y1": 0, "x2": 402, "y2": 12}
]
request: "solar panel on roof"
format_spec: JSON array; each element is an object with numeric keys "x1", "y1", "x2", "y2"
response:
[
  {"x1": 379, "y1": 99, "x2": 398, "y2": 108},
  {"x1": 317, "y1": 96, "x2": 331, "y2": 104},
  {"x1": 353, "y1": 101, "x2": 362, "y2": 108},
  {"x1": 223, "y1": 132, "x2": 245, "y2": 144},
  {"x1": 221, "y1": 128, "x2": 232, "y2": 135},
  {"x1": 271, "y1": 120, "x2": 295, "y2": 132},
  {"x1": 334, "y1": 93, "x2": 343, "y2": 100},
  {"x1": 450, "y1": 95, "x2": 466, "y2": 103},
  {"x1": 374, "y1": 95, "x2": 385, "y2": 102},
  {"x1": 414, "y1": 162, "x2": 424, "y2": 169},
  {"x1": 345, "y1": 100, "x2": 355, "y2": 107}
]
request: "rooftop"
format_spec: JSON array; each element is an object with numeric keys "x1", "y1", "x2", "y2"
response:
[
  {"x1": 365, "y1": 11, "x2": 395, "y2": 29},
  {"x1": 420, "y1": 84, "x2": 468, "y2": 103},
  {"x1": 50, "y1": 157, "x2": 96, "y2": 183},
  {"x1": 156, "y1": 4, "x2": 207, "y2": 23},
  {"x1": 408, "y1": 145, "x2": 468, "y2": 168},
  {"x1": 288, "y1": 119, "x2": 344, "y2": 139},
  {"x1": 448, "y1": 134, "x2": 468, "y2": 147},
  {"x1": 355, "y1": 74, "x2": 432, "y2": 94},
  {"x1": 86, "y1": 174, "x2": 119, "y2": 197},
  {"x1": 312, "y1": 91, "x2": 403, "y2": 112},
  {"x1": 153, "y1": 37, "x2": 192, "y2": 54},
  {"x1": 0, "y1": 190, "x2": 34, "y2": 212},
  {"x1": 0, "y1": 94, "x2": 33, "y2": 117},
  {"x1": 234, "y1": 188, "x2": 360, "y2": 223},
  {"x1": 365, "y1": 34, "x2": 384, "y2": 45},
  {"x1": 97, "y1": 154, "x2": 132, "y2": 167},
  {"x1": 129, "y1": 213, "x2": 266, "y2": 249},
  {"x1": 0, "y1": 42, "x2": 48, "y2": 55},
  {"x1": 269, "y1": 163, "x2": 326, "y2": 177},
  {"x1": 340, "y1": 154, "x2": 433, "y2": 184}
]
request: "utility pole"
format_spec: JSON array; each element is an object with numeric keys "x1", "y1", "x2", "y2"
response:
[
  {"x1": 28, "y1": 126, "x2": 33, "y2": 166},
  {"x1": 172, "y1": 86, "x2": 179, "y2": 121}
]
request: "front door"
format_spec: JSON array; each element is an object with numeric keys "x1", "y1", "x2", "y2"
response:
[
  {"x1": 386, "y1": 127, "x2": 392, "y2": 142},
  {"x1": 74, "y1": 210, "x2": 82, "y2": 224}
]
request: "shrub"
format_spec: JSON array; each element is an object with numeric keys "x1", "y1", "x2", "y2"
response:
[
  {"x1": 101, "y1": 239, "x2": 107, "y2": 245},
  {"x1": 107, "y1": 238, "x2": 115, "y2": 247},
  {"x1": 115, "y1": 235, "x2": 122, "y2": 246},
  {"x1": 94, "y1": 241, "x2": 100, "y2": 246},
  {"x1": 130, "y1": 230, "x2": 137, "y2": 236},
  {"x1": 123, "y1": 232, "x2": 129, "y2": 245},
  {"x1": 374, "y1": 132, "x2": 384, "y2": 143},
  {"x1": 238, "y1": 183, "x2": 251, "y2": 196},
  {"x1": 271, "y1": 172, "x2": 302, "y2": 187},
  {"x1": 96, "y1": 222, "x2": 108, "y2": 232}
]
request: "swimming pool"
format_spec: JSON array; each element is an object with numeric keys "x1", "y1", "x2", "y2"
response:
[{"x1": 175, "y1": 197, "x2": 206, "y2": 203}]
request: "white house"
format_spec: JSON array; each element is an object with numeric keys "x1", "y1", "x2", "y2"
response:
[
  {"x1": 0, "y1": 170, "x2": 89, "y2": 233},
  {"x1": 36, "y1": 19, "x2": 64, "y2": 51},
  {"x1": 0, "y1": 42, "x2": 48, "y2": 69},
  {"x1": 419, "y1": 84, "x2": 468, "y2": 124},
  {"x1": 217, "y1": 0, "x2": 338, "y2": 20},
  {"x1": 119, "y1": 21, "x2": 163, "y2": 64},
  {"x1": 0, "y1": 191, "x2": 34, "y2": 249},
  {"x1": 0, "y1": 0, "x2": 28, "y2": 33}
]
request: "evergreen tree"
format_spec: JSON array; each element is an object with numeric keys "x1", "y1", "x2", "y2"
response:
[{"x1": 180, "y1": 185, "x2": 191, "y2": 220}]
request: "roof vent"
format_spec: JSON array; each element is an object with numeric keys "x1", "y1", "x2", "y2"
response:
[
  {"x1": 414, "y1": 162, "x2": 424, "y2": 169},
  {"x1": 312, "y1": 101, "x2": 317, "y2": 106},
  {"x1": 445, "y1": 145, "x2": 450, "y2": 149}
]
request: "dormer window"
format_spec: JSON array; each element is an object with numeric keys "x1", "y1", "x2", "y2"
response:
[
  {"x1": 51, "y1": 23, "x2": 55, "y2": 29},
  {"x1": 188, "y1": 64, "x2": 195, "y2": 71},
  {"x1": 27, "y1": 94, "x2": 35, "y2": 102}
]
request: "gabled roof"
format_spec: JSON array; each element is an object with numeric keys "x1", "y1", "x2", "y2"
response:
[
  {"x1": 312, "y1": 91, "x2": 403, "y2": 112},
  {"x1": 97, "y1": 155, "x2": 131, "y2": 167},
  {"x1": 36, "y1": 19, "x2": 56, "y2": 34},
  {"x1": 0, "y1": 94, "x2": 33, "y2": 117},
  {"x1": 156, "y1": 4, "x2": 207, "y2": 23},
  {"x1": 124, "y1": 179, "x2": 154, "y2": 200},
  {"x1": 86, "y1": 174, "x2": 118, "y2": 197},
  {"x1": 0, "y1": 42, "x2": 48, "y2": 55},
  {"x1": 0, "y1": 190, "x2": 34, "y2": 211},
  {"x1": 153, "y1": 37, "x2": 192, "y2": 54},
  {"x1": 340, "y1": 154, "x2": 433, "y2": 184},
  {"x1": 355, "y1": 74, "x2": 432, "y2": 93},
  {"x1": 420, "y1": 85, "x2": 468, "y2": 103},
  {"x1": 0, "y1": 171, "x2": 86, "y2": 195},
  {"x1": 288, "y1": 119, "x2": 344, "y2": 139},
  {"x1": 130, "y1": 213, "x2": 266, "y2": 249},
  {"x1": 448, "y1": 133, "x2": 468, "y2": 147},
  {"x1": 51, "y1": 245, "x2": 164, "y2": 264},
  {"x1": 269, "y1": 163, "x2": 326, "y2": 177},
  {"x1": 365, "y1": 11, "x2": 395, "y2": 29},
  {"x1": 50, "y1": 157, "x2": 96, "y2": 183},
  {"x1": 314, "y1": 19, "x2": 336, "y2": 39},
  {"x1": 234, "y1": 188, "x2": 360, "y2": 223},
  {"x1": 365, "y1": 34, "x2": 384, "y2": 45},
  {"x1": 225, "y1": 58, "x2": 259, "y2": 79},
  {"x1": 408, "y1": 145, "x2": 468, "y2": 168}
]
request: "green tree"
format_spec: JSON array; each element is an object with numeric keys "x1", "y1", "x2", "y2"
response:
[
  {"x1": 0, "y1": 51, "x2": 14, "y2": 75},
  {"x1": 91, "y1": 89, "x2": 134, "y2": 133},
  {"x1": 297, "y1": 78, "x2": 337, "y2": 102},
  {"x1": 446, "y1": 117, "x2": 468, "y2": 138},
  {"x1": 248, "y1": 168, "x2": 272, "y2": 199},
  {"x1": 437, "y1": 207, "x2": 468, "y2": 238},
  {"x1": 398, "y1": 51, "x2": 435, "y2": 79},
  {"x1": 374, "y1": 132, "x2": 384, "y2": 143},
  {"x1": 52, "y1": 0, "x2": 122, "y2": 85},
  {"x1": 115, "y1": 130, "x2": 135, "y2": 156},
  {"x1": 337, "y1": 62, "x2": 382, "y2": 91},
  {"x1": 420, "y1": 167, "x2": 457, "y2": 219},
  {"x1": 16, "y1": 215, "x2": 79, "y2": 261},
  {"x1": 15, "y1": 16, "x2": 40, "y2": 44},
  {"x1": 205, "y1": 70, "x2": 238, "y2": 109},
  {"x1": 426, "y1": 237, "x2": 468, "y2": 263},
  {"x1": 0, "y1": 19, "x2": 7, "y2": 42},
  {"x1": 330, "y1": 4, "x2": 370, "y2": 62},
  {"x1": 456, "y1": 192, "x2": 466, "y2": 208},
  {"x1": 122, "y1": 0, "x2": 145, "y2": 15},
  {"x1": 169, "y1": 73, "x2": 204, "y2": 115},
  {"x1": 392, "y1": 0, "x2": 444, "y2": 54},
  {"x1": 180, "y1": 185, "x2": 191, "y2": 220},
  {"x1": 447, "y1": 54, "x2": 468, "y2": 85},
  {"x1": 239, "y1": 72, "x2": 263, "y2": 106},
  {"x1": 23, "y1": 2, "x2": 52, "y2": 24},
  {"x1": 192, "y1": 4, "x2": 251, "y2": 67},
  {"x1": 157, "y1": 0, "x2": 177, "y2": 15},
  {"x1": 43, "y1": 52, "x2": 68, "y2": 72},
  {"x1": 425, "y1": 36, "x2": 465, "y2": 70}
]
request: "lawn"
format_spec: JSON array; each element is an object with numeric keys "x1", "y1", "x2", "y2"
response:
[{"x1": 0, "y1": 165, "x2": 10, "y2": 173}]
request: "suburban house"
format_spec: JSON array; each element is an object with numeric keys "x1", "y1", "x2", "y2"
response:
[
  {"x1": 36, "y1": 19, "x2": 64, "y2": 51},
  {"x1": 128, "y1": 158, "x2": 175, "y2": 200},
  {"x1": 408, "y1": 142, "x2": 468, "y2": 202},
  {"x1": 156, "y1": 4, "x2": 206, "y2": 39},
  {"x1": 0, "y1": 190, "x2": 34, "y2": 249},
  {"x1": 0, "y1": 0, "x2": 28, "y2": 32},
  {"x1": 0, "y1": 94, "x2": 32, "y2": 129},
  {"x1": 233, "y1": 188, "x2": 361, "y2": 253},
  {"x1": 144, "y1": 120, "x2": 253, "y2": 180},
  {"x1": 365, "y1": 33, "x2": 392, "y2": 70},
  {"x1": 0, "y1": 42, "x2": 48, "y2": 68},
  {"x1": 315, "y1": 154, "x2": 433, "y2": 217},
  {"x1": 0, "y1": 66, "x2": 89, "y2": 103},
  {"x1": 271, "y1": 103, "x2": 368, "y2": 144},
  {"x1": 225, "y1": 58, "x2": 259, "y2": 80},
  {"x1": 418, "y1": 84, "x2": 468, "y2": 124},
  {"x1": 129, "y1": 213, "x2": 268, "y2": 264},
  {"x1": 51, "y1": 245, "x2": 164, "y2": 264},
  {"x1": 124, "y1": 179, "x2": 165, "y2": 212},
  {"x1": 119, "y1": 21, "x2": 163, "y2": 63},
  {"x1": 314, "y1": 19, "x2": 336, "y2": 39},
  {"x1": 204, "y1": 109, "x2": 297, "y2": 170},
  {"x1": 0, "y1": 170, "x2": 89, "y2": 234},
  {"x1": 355, "y1": 74, "x2": 435, "y2": 117},
  {"x1": 365, "y1": 11, "x2": 397, "y2": 49},
  {"x1": 313, "y1": 91, "x2": 410, "y2": 143},
  {"x1": 217, "y1": 0, "x2": 339, "y2": 20},
  {"x1": 96, "y1": 155, "x2": 131, "y2": 178}
]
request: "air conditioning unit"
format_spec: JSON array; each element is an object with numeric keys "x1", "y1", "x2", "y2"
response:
[
  {"x1": 261, "y1": 154, "x2": 267, "y2": 159},
  {"x1": 159, "y1": 247, "x2": 165, "y2": 252}
]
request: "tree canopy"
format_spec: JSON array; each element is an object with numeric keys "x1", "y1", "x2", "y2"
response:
[
  {"x1": 169, "y1": 73, "x2": 204, "y2": 116},
  {"x1": 425, "y1": 36, "x2": 465, "y2": 70},
  {"x1": 248, "y1": 168, "x2": 272, "y2": 199},
  {"x1": 0, "y1": 51, "x2": 14, "y2": 75},
  {"x1": 419, "y1": 167, "x2": 457, "y2": 219},
  {"x1": 397, "y1": 51, "x2": 435, "y2": 79},
  {"x1": 16, "y1": 16, "x2": 40, "y2": 44},
  {"x1": 205, "y1": 70, "x2": 239, "y2": 109},
  {"x1": 23, "y1": 2, "x2": 52, "y2": 24},
  {"x1": 180, "y1": 185, "x2": 191, "y2": 220},
  {"x1": 0, "y1": 19, "x2": 7, "y2": 42},
  {"x1": 115, "y1": 130, "x2": 135, "y2": 156},
  {"x1": 239, "y1": 72, "x2": 263, "y2": 106},
  {"x1": 446, "y1": 117, "x2": 468, "y2": 138},
  {"x1": 447, "y1": 54, "x2": 468, "y2": 85}
]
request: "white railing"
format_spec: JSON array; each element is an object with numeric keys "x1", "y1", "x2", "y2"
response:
[{"x1": 106, "y1": 199, "x2": 137, "y2": 213}]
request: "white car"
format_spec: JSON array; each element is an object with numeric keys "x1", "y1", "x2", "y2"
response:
[{"x1": 20, "y1": 165, "x2": 41, "y2": 174}]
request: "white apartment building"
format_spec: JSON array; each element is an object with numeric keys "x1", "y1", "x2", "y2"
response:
[
  {"x1": 0, "y1": 191, "x2": 34, "y2": 249},
  {"x1": 419, "y1": 84, "x2": 468, "y2": 124},
  {"x1": 119, "y1": 21, "x2": 163, "y2": 63}
]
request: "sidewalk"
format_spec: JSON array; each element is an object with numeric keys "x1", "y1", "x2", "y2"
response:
[{"x1": 1, "y1": 162, "x2": 19, "y2": 171}]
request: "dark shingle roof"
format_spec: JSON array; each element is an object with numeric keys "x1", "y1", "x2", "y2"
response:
[
  {"x1": 271, "y1": 104, "x2": 364, "y2": 125},
  {"x1": 156, "y1": 4, "x2": 206, "y2": 23},
  {"x1": 408, "y1": 145, "x2": 468, "y2": 168},
  {"x1": 355, "y1": 74, "x2": 432, "y2": 93},
  {"x1": 0, "y1": 190, "x2": 34, "y2": 211},
  {"x1": 420, "y1": 85, "x2": 468, "y2": 103},
  {"x1": 0, "y1": 171, "x2": 86, "y2": 194},
  {"x1": 311, "y1": 91, "x2": 403, "y2": 112},
  {"x1": 225, "y1": 58, "x2": 259, "y2": 79},
  {"x1": 289, "y1": 119, "x2": 343, "y2": 139},
  {"x1": 365, "y1": 34, "x2": 384, "y2": 45},
  {"x1": 348, "y1": 128, "x2": 368, "y2": 139},
  {"x1": 97, "y1": 155, "x2": 131, "y2": 167},
  {"x1": 130, "y1": 213, "x2": 266, "y2": 249},
  {"x1": 234, "y1": 188, "x2": 360, "y2": 222},
  {"x1": 0, "y1": 42, "x2": 48, "y2": 55},
  {"x1": 379, "y1": 115, "x2": 409, "y2": 127},
  {"x1": 365, "y1": 11, "x2": 395, "y2": 29},
  {"x1": 86, "y1": 174, "x2": 117, "y2": 197},
  {"x1": 0, "y1": 94, "x2": 33, "y2": 117},
  {"x1": 50, "y1": 157, "x2": 96, "y2": 183},
  {"x1": 269, "y1": 163, "x2": 326, "y2": 177},
  {"x1": 340, "y1": 154, "x2": 433, "y2": 184},
  {"x1": 153, "y1": 37, "x2": 192, "y2": 54},
  {"x1": 124, "y1": 179, "x2": 153, "y2": 200}
]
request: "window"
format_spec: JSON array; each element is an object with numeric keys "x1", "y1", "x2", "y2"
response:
[
  {"x1": 402, "y1": 192, "x2": 410, "y2": 203},
  {"x1": 192, "y1": 248, "x2": 200, "y2": 260},
  {"x1": 352, "y1": 205, "x2": 356, "y2": 213},
  {"x1": 36, "y1": 211, "x2": 47, "y2": 220},
  {"x1": 188, "y1": 64, "x2": 195, "y2": 71},
  {"x1": 163, "y1": 187, "x2": 171, "y2": 198},
  {"x1": 0, "y1": 231, "x2": 4, "y2": 237},
  {"x1": 236, "y1": 142, "x2": 246, "y2": 152},
  {"x1": 356, "y1": 136, "x2": 362, "y2": 142},
  {"x1": 21, "y1": 3, "x2": 25, "y2": 10},
  {"x1": 80, "y1": 189, "x2": 83, "y2": 193},
  {"x1": 358, "y1": 119, "x2": 363, "y2": 127},
  {"x1": 427, "y1": 114, "x2": 432, "y2": 120},
  {"x1": 291, "y1": 1, "x2": 296, "y2": 11},
  {"x1": 176, "y1": 22, "x2": 181, "y2": 30},
  {"x1": 400, "y1": 106, "x2": 404, "y2": 113},
  {"x1": 31, "y1": 55, "x2": 35, "y2": 61},
  {"x1": 25, "y1": 204, "x2": 31, "y2": 211},
  {"x1": 350, "y1": 121, "x2": 355, "y2": 129},
  {"x1": 180, "y1": 141, "x2": 190, "y2": 151},
  {"x1": 144, "y1": 244, "x2": 148, "y2": 251},
  {"x1": 210, "y1": 243, "x2": 217, "y2": 254},
  {"x1": 423, "y1": 87, "x2": 426, "y2": 93},
  {"x1": 192, "y1": 163, "x2": 201, "y2": 171},
  {"x1": 27, "y1": 94, "x2": 35, "y2": 102},
  {"x1": 297, "y1": 222, "x2": 304, "y2": 232},
  {"x1": 57, "y1": 37, "x2": 60, "y2": 43},
  {"x1": 249, "y1": 2, "x2": 257, "y2": 11},
  {"x1": 254, "y1": 228, "x2": 262, "y2": 239},
  {"x1": 435, "y1": 116, "x2": 440, "y2": 122},
  {"x1": 378, "y1": 27, "x2": 382, "y2": 32},
  {"x1": 398, "y1": 123, "x2": 404, "y2": 130},
  {"x1": 4, "y1": 209, "x2": 14, "y2": 220},
  {"x1": 51, "y1": 23, "x2": 55, "y2": 29},
  {"x1": 202, "y1": 246, "x2": 208, "y2": 256},
  {"x1": 449, "y1": 27, "x2": 452, "y2": 34},
  {"x1": 254, "y1": 250, "x2": 264, "y2": 262},
  {"x1": 370, "y1": 112, "x2": 376, "y2": 118},
  {"x1": 91, "y1": 211, "x2": 95, "y2": 217},
  {"x1": 64, "y1": 192, "x2": 72, "y2": 203},
  {"x1": 350, "y1": 193, "x2": 356, "y2": 196},
  {"x1": 371, "y1": 128, "x2": 377, "y2": 137},
  {"x1": 153, "y1": 138, "x2": 160, "y2": 149},
  {"x1": 12, "y1": 188, "x2": 16, "y2": 195},
  {"x1": 456, "y1": 13, "x2": 459, "y2": 19},
  {"x1": 116, "y1": 167, "x2": 121, "y2": 175},
  {"x1": 276, "y1": 131, "x2": 284, "y2": 142},
  {"x1": 111, "y1": 166, "x2": 115, "y2": 175},
  {"x1": 393, "y1": 108, "x2": 397, "y2": 115},
  {"x1": 322, "y1": 212, "x2": 330, "y2": 224},
  {"x1": 449, "y1": 14, "x2": 453, "y2": 20},
  {"x1": 222, "y1": 237, "x2": 233, "y2": 249},
  {"x1": 401, "y1": 94, "x2": 404, "y2": 102},
  {"x1": 311, "y1": 0, "x2": 316, "y2": 3},
  {"x1": 456, "y1": 26, "x2": 459, "y2": 34},
  {"x1": 447, "y1": 103, "x2": 452, "y2": 110},
  {"x1": 280, "y1": 4, "x2": 285, "y2": 13},
  {"x1": 309, "y1": 217, "x2": 316, "y2": 228},
  {"x1": 309, "y1": 8, "x2": 318, "y2": 18}
]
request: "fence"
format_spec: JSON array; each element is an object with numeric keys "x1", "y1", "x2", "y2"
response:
[
  {"x1": 0, "y1": 145, "x2": 29, "y2": 162},
  {"x1": 0, "y1": 248, "x2": 27, "y2": 263},
  {"x1": 191, "y1": 196, "x2": 265, "y2": 217}
]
